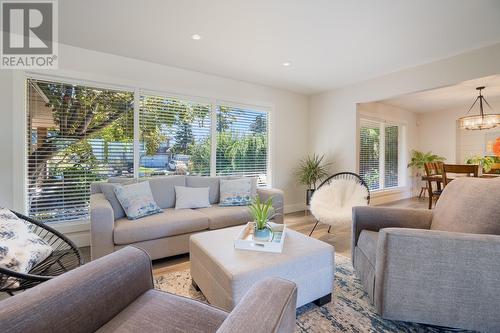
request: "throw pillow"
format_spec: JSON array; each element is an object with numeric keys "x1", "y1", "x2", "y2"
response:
[
  {"x1": 0, "y1": 209, "x2": 53, "y2": 287},
  {"x1": 175, "y1": 186, "x2": 211, "y2": 209},
  {"x1": 219, "y1": 178, "x2": 255, "y2": 206},
  {"x1": 114, "y1": 182, "x2": 162, "y2": 220}
]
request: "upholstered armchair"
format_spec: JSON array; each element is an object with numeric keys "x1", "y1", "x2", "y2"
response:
[
  {"x1": 0, "y1": 247, "x2": 297, "y2": 333},
  {"x1": 352, "y1": 177, "x2": 500, "y2": 332}
]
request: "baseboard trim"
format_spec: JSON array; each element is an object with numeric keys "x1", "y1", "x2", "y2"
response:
[{"x1": 284, "y1": 202, "x2": 306, "y2": 214}]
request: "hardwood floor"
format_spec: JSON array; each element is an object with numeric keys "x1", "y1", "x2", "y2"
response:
[{"x1": 80, "y1": 197, "x2": 429, "y2": 276}]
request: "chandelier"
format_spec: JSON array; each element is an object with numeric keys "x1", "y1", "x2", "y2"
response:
[{"x1": 458, "y1": 86, "x2": 500, "y2": 130}]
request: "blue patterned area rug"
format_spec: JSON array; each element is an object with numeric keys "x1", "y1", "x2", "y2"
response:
[{"x1": 154, "y1": 255, "x2": 472, "y2": 333}]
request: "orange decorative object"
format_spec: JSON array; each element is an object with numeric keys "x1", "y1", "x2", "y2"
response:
[{"x1": 493, "y1": 137, "x2": 500, "y2": 157}]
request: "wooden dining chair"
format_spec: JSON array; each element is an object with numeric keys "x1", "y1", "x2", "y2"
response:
[
  {"x1": 424, "y1": 162, "x2": 444, "y2": 209},
  {"x1": 441, "y1": 164, "x2": 479, "y2": 187}
]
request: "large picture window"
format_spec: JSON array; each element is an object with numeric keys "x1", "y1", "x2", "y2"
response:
[
  {"x1": 359, "y1": 118, "x2": 401, "y2": 191},
  {"x1": 139, "y1": 95, "x2": 211, "y2": 177},
  {"x1": 25, "y1": 78, "x2": 270, "y2": 224},
  {"x1": 27, "y1": 79, "x2": 134, "y2": 223},
  {"x1": 216, "y1": 104, "x2": 268, "y2": 186}
]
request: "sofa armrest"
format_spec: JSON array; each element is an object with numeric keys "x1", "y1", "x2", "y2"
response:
[
  {"x1": 258, "y1": 188, "x2": 284, "y2": 224},
  {"x1": 374, "y1": 228, "x2": 500, "y2": 331},
  {"x1": 217, "y1": 277, "x2": 297, "y2": 333},
  {"x1": 0, "y1": 247, "x2": 154, "y2": 333},
  {"x1": 352, "y1": 206, "x2": 432, "y2": 255},
  {"x1": 90, "y1": 193, "x2": 115, "y2": 260}
]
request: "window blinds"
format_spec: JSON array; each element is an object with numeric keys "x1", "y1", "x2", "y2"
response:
[
  {"x1": 27, "y1": 79, "x2": 134, "y2": 223},
  {"x1": 359, "y1": 118, "x2": 400, "y2": 191},
  {"x1": 138, "y1": 95, "x2": 211, "y2": 177},
  {"x1": 359, "y1": 119, "x2": 381, "y2": 190},
  {"x1": 26, "y1": 78, "x2": 271, "y2": 224},
  {"x1": 215, "y1": 104, "x2": 268, "y2": 186}
]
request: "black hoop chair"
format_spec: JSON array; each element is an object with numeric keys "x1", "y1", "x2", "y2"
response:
[
  {"x1": 0, "y1": 211, "x2": 84, "y2": 296},
  {"x1": 309, "y1": 172, "x2": 370, "y2": 236}
]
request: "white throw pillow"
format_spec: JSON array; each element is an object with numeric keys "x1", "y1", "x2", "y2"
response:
[
  {"x1": 0, "y1": 209, "x2": 53, "y2": 287},
  {"x1": 219, "y1": 178, "x2": 256, "y2": 206},
  {"x1": 175, "y1": 186, "x2": 211, "y2": 209},
  {"x1": 114, "y1": 181, "x2": 162, "y2": 220}
]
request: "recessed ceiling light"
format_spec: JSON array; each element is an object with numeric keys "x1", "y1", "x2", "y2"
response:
[
  {"x1": 282, "y1": 62, "x2": 291, "y2": 67},
  {"x1": 191, "y1": 34, "x2": 202, "y2": 40}
]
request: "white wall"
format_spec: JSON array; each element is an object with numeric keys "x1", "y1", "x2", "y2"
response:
[
  {"x1": 0, "y1": 70, "x2": 14, "y2": 208},
  {"x1": 417, "y1": 108, "x2": 462, "y2": 162},
  {"x1": 310, "y1": 43, "x2": 500, "y2": 195},
  {"x1": 357, "y1": 102, "x2": 419, "y2": 203},
  {"x1": 418, "y1": 108, "x2": 500, "y2": 164},
  {"x1": 1, "y1": 44, "x2": 310, "y2": 245}
]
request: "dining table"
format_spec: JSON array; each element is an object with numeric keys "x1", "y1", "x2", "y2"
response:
[{"x1": 422, "y1": 174, "x2": 498, "y2": 183}]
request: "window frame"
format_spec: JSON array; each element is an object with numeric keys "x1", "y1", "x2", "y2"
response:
[
  {"x1": 18, "y1": 73, "x2": 273, "y2": 224},
  {"x1": 358, "y1": 116, "x2": 406, "y2": 192}
]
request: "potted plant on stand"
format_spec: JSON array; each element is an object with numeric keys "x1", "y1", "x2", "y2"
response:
[
  {"x1": 248, "y1": 196, "x2": 277, "y2": 242},
  {"x1": 407, "y1": 150, "x2": 445, "y2": 197},
  {"x1": 466, "y1": 155, "x2": 495, "y2": 176},
  {"x1": 296, "y1": 154, "x2": 331, "y2": 206}
]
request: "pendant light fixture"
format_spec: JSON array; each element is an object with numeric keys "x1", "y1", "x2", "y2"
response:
[{"x1": 458, "y1": 86, "x2": 500, "y2": 130}]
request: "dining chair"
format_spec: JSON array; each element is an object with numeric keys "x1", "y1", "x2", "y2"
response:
[
  {"x1": 424, "y1": 162, "x2": 444, "y2": 209},
  {"x1": 441, "y1": 164, "x2": 478, "y2": 187}
]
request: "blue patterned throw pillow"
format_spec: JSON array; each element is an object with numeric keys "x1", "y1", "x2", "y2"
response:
[
  {"x1": 114, "y1": 181, "x2": 162, "y2": 220},
  {"x1": 219, "y1": 178, "x2": 256, "y2": 206}
]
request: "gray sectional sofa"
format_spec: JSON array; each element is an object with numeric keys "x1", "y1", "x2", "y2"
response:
[{"x1": 90, "y1": 176, "x2": 284, "y2": 260}]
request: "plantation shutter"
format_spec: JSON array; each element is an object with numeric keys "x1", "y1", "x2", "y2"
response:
[
  {"x1": 27, "y1": 79, "x2": 134, "y2": 223},
  {"x1": 215, "y1": 104, "x2": 268, "y2": 186},
  {"x1": 359, "y1": 119, "x2": 381, "y2": 190},
  {"x1": 138, "y1": 94, "x2": 211, "y2": 177}
]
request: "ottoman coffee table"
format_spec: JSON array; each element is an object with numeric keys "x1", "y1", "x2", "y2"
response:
[{"x1": 190, "y1": 225, "x2": 335, "y2": 311}]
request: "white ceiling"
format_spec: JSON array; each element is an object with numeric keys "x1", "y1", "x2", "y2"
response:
[
  {"x1": 58, "y1": 0, "x2": 500, "y2": 94},
  {"x1": 382, "y1": 75, "x2": 500, "y2": 113}
]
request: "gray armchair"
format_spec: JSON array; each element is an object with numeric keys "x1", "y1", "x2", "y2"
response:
[
  {"x1": 0, "y1": 247, "x2": 297, "y2": 333},
  {"x1": 352, "y1": 177, "x2": 500, "y2": 332}
]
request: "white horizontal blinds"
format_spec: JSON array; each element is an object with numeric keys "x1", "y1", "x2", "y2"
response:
[
  {"x1": 359, "y1": 119, "x2": 381, "y2": 190},
  {"x1": 27, "y1": 79, "x2": 134, "y2": 223},
  {"x1": 138, "y1": 95, "x2": 211, "y2": 177},
  {"x1": 215, "y1": 104, "x2": 268, "y2": 186},
  {"x1": 384, "y1": 124, "x2": 399, "y2": 188}
]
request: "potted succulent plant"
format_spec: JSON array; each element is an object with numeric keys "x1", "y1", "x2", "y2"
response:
[
  {"x1": 296, "y1": 154, "x2": 331, "y2": 205},
  {"x1": 248, "y1": 196, "x2": 276, "y2": 241}
]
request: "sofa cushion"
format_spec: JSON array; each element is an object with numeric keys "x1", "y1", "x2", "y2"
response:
[
  {"x1": 148, "y1": 176, "x2": 186, "y2": 209},
  {"x1": 431, "y1": 177, "x2": 500, "y2": 235},
  {"x1": 197, "y1": 205, "x2": 252, "y2": 230},
  {"x1": 113, "y1": 209, "x2": 208, "y2": 245},
  {"x1": 186, "y1": 176, "x2": 220, "y2": 204},
  {"x1": 357, "y1": 230, "x2": 379, "y2": 266},
  {"x1": 96, "y1": 289, "x2": 227, "y2": 333},
  {"x1": 100, "y1": 183, "x2": 126, "y2": 220}
]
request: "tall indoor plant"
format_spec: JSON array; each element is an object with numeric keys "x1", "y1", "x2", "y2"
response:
[
  {"x1": 296, "y1": 154, "x2": 331, "y2": 205},
  {"x1": 407, "y1": 150, "x2": 446, "y2": 174}
]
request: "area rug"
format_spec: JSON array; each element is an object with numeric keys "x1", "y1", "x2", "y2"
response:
[{"x1": 154, "y1": 254, "x2": 472, "y2": 333}]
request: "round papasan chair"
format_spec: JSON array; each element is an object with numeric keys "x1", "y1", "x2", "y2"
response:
[{"x1": 309, "y1": 172, "x2": 370, "y2": 236}]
